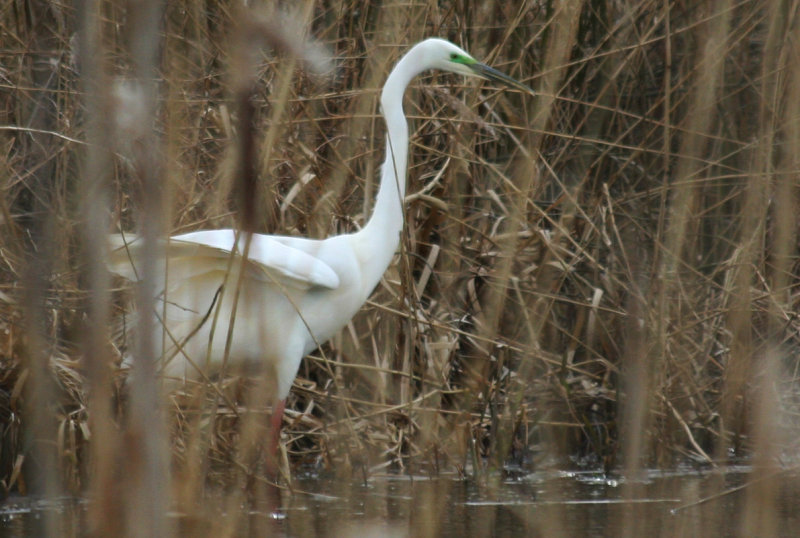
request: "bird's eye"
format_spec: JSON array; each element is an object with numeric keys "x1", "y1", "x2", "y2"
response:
[{"x1": 450, "y1": 53, "x2": 459, "y2": 60}]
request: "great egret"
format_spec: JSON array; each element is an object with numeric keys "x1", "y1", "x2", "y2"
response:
[{"x1": 108, "y1": 38, "x2": 532, "y2": 474}]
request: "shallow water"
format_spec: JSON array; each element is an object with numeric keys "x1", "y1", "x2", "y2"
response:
[
  {"x1": 281, "y1": 466, "x2": 799, "y2": 537},
  {"x1": 1, "y1": 466, "x2": 798, "y2": 536}
]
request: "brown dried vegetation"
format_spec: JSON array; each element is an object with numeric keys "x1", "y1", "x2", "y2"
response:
[{"x1": 1, "y1": 0, "x2": 799, "y2": 534}]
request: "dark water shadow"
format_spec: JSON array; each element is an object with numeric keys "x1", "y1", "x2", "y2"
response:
[{"x1": 1, "y1": 465, "x2": 799, "y2": 536}]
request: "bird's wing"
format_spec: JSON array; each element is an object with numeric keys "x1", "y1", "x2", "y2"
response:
[{"x1": 108, "y1": 230, "x2": 340, "y2": 290}]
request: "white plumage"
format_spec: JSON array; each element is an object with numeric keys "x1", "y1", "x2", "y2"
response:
[{"x1": 109, "y1": 38, "x2": 531, "y2": 422}]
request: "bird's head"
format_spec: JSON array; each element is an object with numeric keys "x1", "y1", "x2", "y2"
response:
[{"x1": 420, "y1": 38, "x2": 534, "y2": 95}]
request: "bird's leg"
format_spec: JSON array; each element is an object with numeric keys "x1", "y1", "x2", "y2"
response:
[{"x1": 265, "y1": 398, "x2": 285, "y2": 480}]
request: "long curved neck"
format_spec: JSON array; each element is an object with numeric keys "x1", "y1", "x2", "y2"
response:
[{"x1": 354, "y1": 45, "x2": 429, "y2": 290}]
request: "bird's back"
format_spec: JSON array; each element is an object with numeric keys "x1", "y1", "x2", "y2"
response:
[{"x1": 108, "y1": 230, "x2": 369, "y2": 397}]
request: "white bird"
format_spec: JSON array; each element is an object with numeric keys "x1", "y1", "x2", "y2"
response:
[{"x1": 108, "y1": 38, "x2": 532, "y2": 473}]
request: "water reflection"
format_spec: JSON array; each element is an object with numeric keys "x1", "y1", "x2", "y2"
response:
[
  {"x1": 1, "y1": 466, "x2": 798, "y2": 537},
  {"x1": 281, "y1": 467, "x2": 799, "y2": 537}
]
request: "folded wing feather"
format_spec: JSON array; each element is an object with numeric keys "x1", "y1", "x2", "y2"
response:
[{"x1": 107, "y1": 230, "x2": 340, "y2": 291}]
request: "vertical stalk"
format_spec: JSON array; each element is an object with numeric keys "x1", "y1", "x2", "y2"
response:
[{"x1": 125, "y1": 0, "x2": 169, "y2": 535}]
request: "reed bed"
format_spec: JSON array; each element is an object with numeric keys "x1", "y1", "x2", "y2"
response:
[{"x1": 1, "y1": 0, "x2": 798, "y2": 535}]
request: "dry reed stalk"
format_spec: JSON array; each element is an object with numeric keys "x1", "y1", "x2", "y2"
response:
[
  {"x1": 739, "y1": 2, "x2": 798, "y2": 536},
  {"x1": 75, "y1": 0, "x2": 120, "y2": 535},
  {"x1": 119, "y1": 0, "x2": 172, "y2": 535},
  {"x1": 9, "y1": 1, "x2": 69, "y2": 536},
  {"x1": 620, "y1": 2, "x2": 736, "y2": 535}
]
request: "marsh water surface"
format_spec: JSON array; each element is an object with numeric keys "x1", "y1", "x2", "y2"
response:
[{"x1": 1, "y1": 466, "x2": 797, "y2": 536}]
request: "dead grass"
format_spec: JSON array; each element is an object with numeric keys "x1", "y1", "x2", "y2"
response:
[{"x1": 1, "y1": 0, "x2": 799, "y2": 535}]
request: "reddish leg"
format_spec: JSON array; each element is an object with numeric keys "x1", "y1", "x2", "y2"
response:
[{"x1": 265, "y1": 398, "x2": 286, "y2": 480}]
